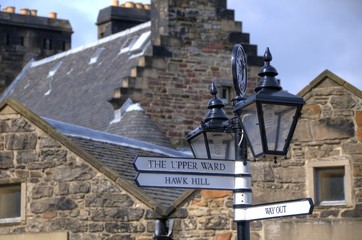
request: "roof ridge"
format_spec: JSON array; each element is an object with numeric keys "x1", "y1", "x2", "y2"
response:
[
  {"x1": 43, "y1": 116, "x2": 191, "y2": 158},
  {"x1": 298, "y1": 69, "x2": 362, "y2": 98}
]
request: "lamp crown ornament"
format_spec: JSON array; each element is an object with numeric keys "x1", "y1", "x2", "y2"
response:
[
  {"x1": 186, "y1": 82, "x2": 235, "y2": 160},
  {"x1": 205, "y1": 82, "x2": 229, "y2": 123},
  {"x1": 255, "y1": 47, "x2": 281, "y2": 92}
]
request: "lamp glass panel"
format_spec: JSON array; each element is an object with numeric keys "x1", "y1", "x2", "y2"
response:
[
  {"x1": 206, "y1": 132, "x2": 235, "y2": 160},
  {"x1": 261, "y1": 103, "x2": 298, "y2": 153},
  {"x1": 239, "y1": 103, "x2": 263, "y2": 157},
  {"x1": 189, "y1": 133, "x2": 209, "y2": 159}
]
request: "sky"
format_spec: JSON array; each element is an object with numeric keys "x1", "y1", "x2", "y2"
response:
[{"x1": 1, "y1": 0, "x2": 361, "y2": 94}]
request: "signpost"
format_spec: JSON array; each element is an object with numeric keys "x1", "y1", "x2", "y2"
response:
[
  {"x1": 134, "y1": 156, "x2": 248, "y2": 175},
  {"x1": 234, "y1": 198, "x2": 314, "y2": 221},
  {"x1": 134, "y1": 155, "x2": 314, "y2": 225},
  {"x1": 136, "y1": 172, "x2": 237, "y2": 190}
]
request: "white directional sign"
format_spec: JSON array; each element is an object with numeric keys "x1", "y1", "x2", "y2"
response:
[
  {"x1": 234, "y1": 198, "x2": 314, "y2": 221},
  {"x1": 136, "y1": 172, "x2": 242, "y2": 190},
  {"x1": 134, "y1": 156, "x2": 249, "y2": 175}
]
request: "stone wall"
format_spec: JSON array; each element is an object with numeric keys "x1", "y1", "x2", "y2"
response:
[
  {"x1": 0, "y1": 107, "x2": 160, "y2": 240},
  {"x1": 172, "y1": 190, "x2": 235, "y2": 239}
]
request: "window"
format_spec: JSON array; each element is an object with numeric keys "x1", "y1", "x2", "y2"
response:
[
  {"x1": 221, "y1": 86, "x2": 231, "y2": 104},
  {"x1": 89, "y1": 47, "x2": 105, "y2": 64},
  {"x1": 315, "y1": 167, "x2": 345, "y2": 205},
  {"x1": 48, "y1": 61, "x2": 63, "y2": 78},
  {"x1": 20, "y1": 36, "x2": 25, "y2": 46},
  {"x1": 119, "y1": 35, "x2": 138, "y2": 54},
  {"x1": 129, "y1": 31, "x2": 151, "y2": 53},
  {"x1": 0, "y1": 184, "x2": 22, "y2": 223},
  {"x1": 6, "y1": 34, "x2": 10, "y2": 45},
  {"x1": 307, "y1": 159, "x2": 352, "y2": 207}
]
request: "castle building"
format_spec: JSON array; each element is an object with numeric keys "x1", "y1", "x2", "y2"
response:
[
  {"x1": 0, "y1": 6, "x2": 72, "y2": 93},
  {"x1": 0, "y1": 1, "x2": 361, "y2": 240}
]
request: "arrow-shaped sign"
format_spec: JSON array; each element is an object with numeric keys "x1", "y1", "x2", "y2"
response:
[
  {"x1": 134, "y1": 156, "x2": 249, "y2": 175},
  {"x1": 234, "y1": 198, "x2": 314, "y2": 221},
  {"x1": 136, "y1": 172, "x2": 249, "y2": 190}
]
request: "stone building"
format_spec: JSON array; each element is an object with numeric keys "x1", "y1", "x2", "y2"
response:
[
  {"x1": 0, "y1": 0, "x2": 361, "y2": 240},
  {"x1": 0, "y1": 6, "x2": 72, "y2": 93},
  {"x1": 0, "y1": 71, "x2": 361, "y2": 240}
]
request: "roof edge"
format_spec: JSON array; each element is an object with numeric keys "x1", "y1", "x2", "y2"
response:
[{"x1": 297, "y1": 69, "x2": 362, "y2": 98}]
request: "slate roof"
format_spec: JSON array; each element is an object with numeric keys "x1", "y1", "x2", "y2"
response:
[
  {"x1": 1, "y1": 21, "x2": 151, "y2": 135},
  {"x1": 44, "y1": 117, "x2": 192, "y2": 207}
]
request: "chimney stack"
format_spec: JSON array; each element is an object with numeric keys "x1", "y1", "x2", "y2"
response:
[{"x1": 96, "y1": 1, "x2": 151, "y2": 39}]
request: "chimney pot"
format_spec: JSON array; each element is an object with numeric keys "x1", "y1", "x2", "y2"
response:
[
  {"x1": 20, "y1": 8, "x2": 30, "y2": 15},
  {"x1": 123, "y1": 2, "x2": 135, "y2": 8},
  {"x1": 143, "y1": 4, "x2": 151, "y2": 10},
  {"x1": 135, "y1": 3, "x2": 144, "y2": 9},
  {"x1": 112, "y1": 0, "x2": 119, "y2": 6},
  {"x1": 49, "y1": 12, "x2": 57, "y2": 19},
  {"x1": 30, "y1": 9, "x2": 38, "y2": 16},
  {"x1": 5, "y1": 6, "x2": 16, "y2": 13}
]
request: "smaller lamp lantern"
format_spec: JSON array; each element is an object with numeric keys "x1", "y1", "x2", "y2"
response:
[{"x1": 186, "y1": 82, "x2": 235, "y2": 160}]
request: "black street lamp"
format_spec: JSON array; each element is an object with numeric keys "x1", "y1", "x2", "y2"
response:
[
  {"x1": 234, "y1": 47, "x2": 305, "y2": 161},
  {"x1": 186, "y1": 44, "x2": 305, "y2": 240}
]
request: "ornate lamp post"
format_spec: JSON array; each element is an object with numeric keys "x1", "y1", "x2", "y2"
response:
[{"x1": 186, "y1": 44, "x2": 305, "y2": 240}]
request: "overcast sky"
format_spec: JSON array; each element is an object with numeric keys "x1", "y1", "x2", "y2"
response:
[{"x1": 1, "y1": 0, "x2": 361, "y2": 94}]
